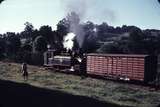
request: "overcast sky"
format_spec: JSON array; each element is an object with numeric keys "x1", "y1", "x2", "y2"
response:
[{"x1": 0, "y1": 0, "x2": 160, "y2": 33}]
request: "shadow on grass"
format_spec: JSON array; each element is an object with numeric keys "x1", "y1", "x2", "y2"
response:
[{"x1": 0, "y1": 79, "x2": 130, "y2": 107}]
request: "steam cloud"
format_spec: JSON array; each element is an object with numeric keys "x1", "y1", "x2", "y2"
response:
[
  {"x1": 61, "y1": 0, "x2": 87, "y2": 48},
  {"x1": 61, "y1": 0, "x2": 116, "y2": 49},
  {"x1": 61, "y1": 0, "x2": 116, "y2": 22},
  {"x1": 63, "y1": 12, "x2": 85, "y2": 50},
  {"x1": 66, "y1": 12, "x2": 85, "y2": 48},
  {"x1": 61, "y1": 0, "x2": 87, "y2": 19},
  {"x1": 63, "y1": 32, "x2": 76, "y2": 50}
]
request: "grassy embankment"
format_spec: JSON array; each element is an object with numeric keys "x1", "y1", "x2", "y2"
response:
[{"x1": 0, "y1": 61, "x2": 160, "y2": 107}]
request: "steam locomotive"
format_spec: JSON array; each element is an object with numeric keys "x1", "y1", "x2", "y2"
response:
[{"x1": 44, "y1": 49, "x2": 158, "y2": 84}]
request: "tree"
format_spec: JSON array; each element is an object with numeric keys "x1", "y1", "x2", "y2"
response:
[
  {"x1": 83, "y1": 21, "x2": 95, "y2": 33},
  {"x1": 20, "y1": 22, "x2": 34, "y2": 39},
  {"x1": 97, "y1": 22, "x2": 109, "y2": 40},
  {"x1": 81, "y1": 21, "x2": 99, "y2": 53},
  {"x1": 82, "y1": 36, "x2": 99, "y2": 53},
  {"x1": 97, "y1": 43, "x2": 120, "y2": 53},
  {"x1": 32, "y1": 29, "x2": 40, "y2": 41},
  {"x1": 19, "y1": 22, "x2": 35, "y2": 52},
  {"x1": 39, "y1": 25, "x2": 54, "y2": 44},
  {"x1": 57, "y1": 18, "x2": 70, "y2": 42},
  {"x1": 128, "y1": 28, "x2": 145, "y2": 54},
  {"x1": 33, "y1": 36, "x2": 47, "y2": 53},
  {"x1": 3, "y1": 32, "x2": 21, "y2": 61},
  {"x1": 5, "y1": 32, "x2": 21, "y2": 54}
]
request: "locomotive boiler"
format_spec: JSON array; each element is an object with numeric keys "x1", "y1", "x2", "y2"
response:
[{"x1": 44, "y1": 49, "x2": 85, "y2": 72}]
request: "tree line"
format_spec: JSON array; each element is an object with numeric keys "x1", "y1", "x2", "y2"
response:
[{"x1": 0, "y1": 12, "x2": 160, "y2": 65}]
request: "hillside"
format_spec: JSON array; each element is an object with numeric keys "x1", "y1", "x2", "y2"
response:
[{"x1": 0, "y1": 61, "x2": 160, "y2": 107}]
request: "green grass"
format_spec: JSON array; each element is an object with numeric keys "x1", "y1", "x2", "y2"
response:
[{"x1": 0, "y1": 61, "x2": 160, "y2": 107}]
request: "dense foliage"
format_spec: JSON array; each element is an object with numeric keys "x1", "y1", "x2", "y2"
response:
[{"x1": 1, "y1": 12, "x2": 160, "y2": 65}]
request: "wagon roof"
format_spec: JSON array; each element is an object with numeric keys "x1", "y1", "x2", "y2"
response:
[{"x1": 87, "y1": 53, "x2": 149, "y2": 58}]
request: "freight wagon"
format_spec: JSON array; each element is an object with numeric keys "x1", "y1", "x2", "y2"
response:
[{"x1": 87, "y1": 53, "x2": 157, "y2": 83}]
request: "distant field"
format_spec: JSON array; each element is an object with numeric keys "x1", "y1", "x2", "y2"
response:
[{"x1": 0, "y1": 61, "x2": 160, "y2": 107}]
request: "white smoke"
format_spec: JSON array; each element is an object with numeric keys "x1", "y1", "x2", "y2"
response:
[
  {"x1": 60, "y1": 0, "x2": 87, "y2": 48},
  {"x1": 61, "y1": 0, "x2": 87, "y2": 19},
  {"x1": 63, "y1": 32, "x2": 76, "y2": 50},
  {"x1": 60, "y1": 0, "x2": 116, "y2": 48},
  {"x1": 93, "y1": 28, "x2": 97, "y2": 32},
  {"x1": 66, "y1": 12, "x2": 85, "y2": 48}
]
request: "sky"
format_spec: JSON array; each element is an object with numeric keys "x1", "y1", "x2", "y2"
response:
[{"x1": 0, "y1": 0, "x2": 160, "y2": 33}]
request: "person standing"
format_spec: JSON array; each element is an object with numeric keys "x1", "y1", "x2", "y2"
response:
[{"x1": 21, "y1": 62, "x2": 28, "y2": 81}]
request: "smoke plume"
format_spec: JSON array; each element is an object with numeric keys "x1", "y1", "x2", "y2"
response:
[
  {"x1": 61, "y1": 0, "x2": 88, "y2": 19},
  {"x1": 61, "y1": 0, "x2": 87, "y2": 48},
  {"x1": 66, "y1": 12, "x2": 85, "y2": 48},
  {"x1": 61, "y1": 0, "x2": 116, "y2": 49},
  {"x1": 63, "y1": 32, "x2": 76, "y2": 50}
]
